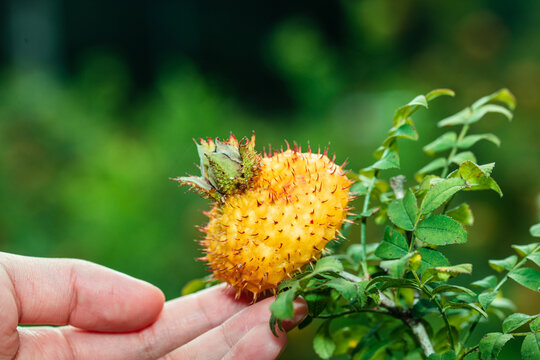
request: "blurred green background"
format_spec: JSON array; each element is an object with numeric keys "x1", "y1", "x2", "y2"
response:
[{"x1": 1, "y1": 0, "x2": 539, "y2": 358}]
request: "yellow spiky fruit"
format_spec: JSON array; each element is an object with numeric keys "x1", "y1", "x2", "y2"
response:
[{"x1": 173, "y1": 135, "x2": 353, "y2": 300}]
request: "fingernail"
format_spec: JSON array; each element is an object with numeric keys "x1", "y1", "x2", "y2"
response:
[{"x1": 282, "y1": 297, "x2": 308, "y2": 332}]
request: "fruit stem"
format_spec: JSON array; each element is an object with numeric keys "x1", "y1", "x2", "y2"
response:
[{"x1": 360, "y1": 170, "x2": 379, "y2": 277}]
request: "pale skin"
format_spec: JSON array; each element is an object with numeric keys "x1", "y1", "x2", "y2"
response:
[{"x1": 0, "y1": 252, "x2": 307, "y2": 360}]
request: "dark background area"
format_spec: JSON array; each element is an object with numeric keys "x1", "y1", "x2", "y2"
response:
[{"x1": 1, "y1": 1, "x2": 539, "y2": 358}]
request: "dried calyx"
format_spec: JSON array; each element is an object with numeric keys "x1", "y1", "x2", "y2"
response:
[{"x1": 171, "y1": 134, "x2": 261, "y2": 201}]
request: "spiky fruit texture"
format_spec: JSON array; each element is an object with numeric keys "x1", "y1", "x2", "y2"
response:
[{"x1": 175, "y1": 135, "x2": 353, "y2": 300}]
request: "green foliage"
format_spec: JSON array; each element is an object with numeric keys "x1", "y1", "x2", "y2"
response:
[
  {"x1": 387, "y1": 191, "x2": 417, "y2": 231},
  {"x1": 508, "y1": 268, "x2": 540, "y2": 292},
  {"x1": 502, "y1": 313, "x2": 535, "y2": 333},
  {"x1": 521, "y1": 332, "x2": 540, "y2": 359},
  {"x1": 415, "y1": 215, "x2": 467, "y2": 246},
  {"x1": 375, "y1": 227, "x2": 409, "y2": 259},
  {"x1": 267, "y1": 89, "x2": 540, "y2": 359},
  {"x1": 479, "y1": 333, "x2": 513, "y2": 359}
]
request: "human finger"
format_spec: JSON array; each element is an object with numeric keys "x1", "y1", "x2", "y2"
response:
[
  {"x1": 163, "y1": 297, "x2": 307, "y2": 360},
  {"x1": 0, "y1": 252, "x2": 164, "y2": 332},
  {"x1": 222, "y1": 322, "x2": 288, "y2": 360},
  {"x1": 14, "y1": 285, "x2": 250, "y2": 359}
]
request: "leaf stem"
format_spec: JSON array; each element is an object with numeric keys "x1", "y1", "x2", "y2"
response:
[
  {"x1": 441, "y1": 124, "x2": 469, "y2": 178},
  {"x1": 360, "y1": 171, "x2": 379, "y2": 277},
  {"x1": 406, "y1": 231, "x2": 415, "y2": 252}
]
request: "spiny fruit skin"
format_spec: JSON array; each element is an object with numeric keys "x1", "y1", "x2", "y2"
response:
[{"x1": 174, "y1": 135, "x2": 353, "y2": 300}]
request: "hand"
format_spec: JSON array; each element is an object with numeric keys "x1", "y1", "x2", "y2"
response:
[{"x1": 0, "y1": 252, "x2": 307, "y2": 360}]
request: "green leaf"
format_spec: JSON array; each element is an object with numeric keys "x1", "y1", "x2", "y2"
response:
[
  {"x1": 479, "y1": 163, "x2": 495, "y2": 176},
  {"x1": 457, "y1": 161, "x2": 502, "y2": 197},
  {"x1": 314, "y1": 256, "x2": 344, "y2": 274},
  {"x1": 458, "y1": 134, "x2": 501, "y2": 148},
  {"x1": 269, "y1": 313, "x2": 281, "y2": 337},
  {"x1": 368, "y1": 276, "x2": 419, "y2": 291},
  {"x1": 471, "y1": 275, "x2": 497, "y2": 289},
  {"x1": 380, "y1": 253, "x2": 414, "y2": 278},
  {"x1": 415, "y1": 215, "x2": 467, "y2": 246},
  {"x1": 375, "y1": 226, "x2": 409, "y2": 259},
  {"x1": 450, "y1": 151, "x2": 477, "y2": 165},
  {"x1": 304, "y1": 292, "x2": 330, "y2": 317},
  {"x1": 424, "y1": 263, "x2": 472, "y2": 282},
  {"x1": 423, "y1": 132, "x2": 457, "y2": 154},
  {"x1": 508, "y1": 267, "x2": 540, "y2": 291},
  {"x1": 502, "y1": 313, "x2": 535, "y2": 333},
  {"x1": 527, "y1": 253, "x2": 540, "y2": 267},
  {"x1": 521, "y1": 332, "x2": 540, "y2": 360},
  {"x1": 393, "y1": 95, "x2": 429, "y2": 127},
  {"x1": 489, "y1": 255, "x2": 518, "y2": 272},
  {"x1": 394, "y1": 123, "x2": 418, "y2": 140},
  {"x1": 420, "y1": 178, "x2": 467, "y2": 215},
  {"x1": 427, "y1": 350, "x2": 457, "y2": 360},
  {"x1": 371, "y1": 147, "x2": 400, "y2": 170},
  {"x1": 446, "y1": 301, "x2": 487, "y2": 318},
  {"x1": 416, "y1": 158, "x2": 447, "y2": 180},
  {"x1": 393, "y1": 89, "x2": 454, "y2": 127},
  {"x1": 479, "y1": 290, "x2": 499, "y2": 309},
  {"x1": 512, "y1": 243, "x2": 540, "y2": 257},
  {"x1": 446, "y1": 203, "x2": 474, "y2": 226},
  {"x1": 325, "y1": 278, "x2": 358, "y2": 302},
  {"x1": 431, "y1": 284, "x2": 476, "y2": 297},
  {"x1": 531, "y1": 223, "x2": 540, "y2": 238},
  {"x1": 270, "y1": 286, "x2": 298, "y2": 320},
  {"x1": 387, "y1": 191, "x2": 418, "y2": 231},
  {"x1": 313, "y1": 321, "x2": 335, "y2": 359},
  {"x1": 426, "y1": 88, "x2": 455, "y2": 101},
  {"x1": 479, "y1": 332, "x2": 513, "y2": 359},
  {"x1": 530, "y1": 316, "x2": 540, "y2": 331},
  {"x1": 463, "y1": 352, "x2": 481, "y2": 360},
  {"x1": 359, "y1": 339, "x2": 393, "y2": 359},
  {"x1": 471, "y1": 88, "x2": 516, "y2": 110},
  {"x1": 384, "y1": 123, "x2": 419, "y2": 145},
  {"x1": 468, "y1": 104, "x2": 514, "y2": 124},
  {"x1": 418, "y1": 175, "x2": 444, "y2": 192},
  {"x1": 417, "y1": 247, "x2": 451, "y2": 275},
  {"x1": 438, "y1": 108, "x2": 472, "y2": 127}
]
